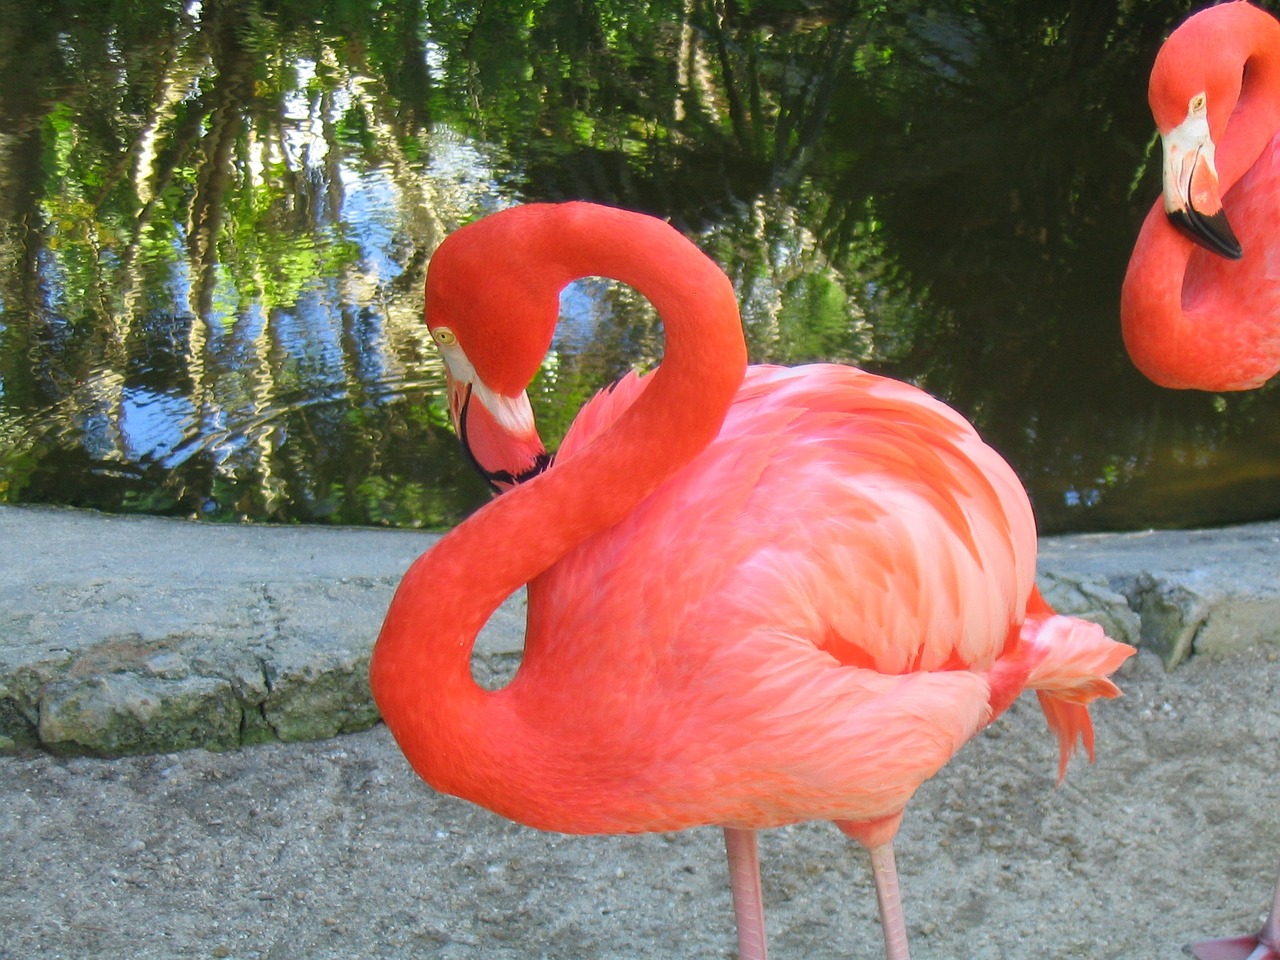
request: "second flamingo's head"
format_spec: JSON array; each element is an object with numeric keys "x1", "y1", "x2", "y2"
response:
[
  {"x1": 1147, "y1": 5, "x2": 1249, "y2": 260},
  {"x1": 424, "y1": 207, "x2": 566, "y2": 492}
]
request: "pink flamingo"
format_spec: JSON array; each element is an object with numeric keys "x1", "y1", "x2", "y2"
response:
[
  {"x1": 1121, "y1": 0, "x2": 1280, "y2": 392},
  {"x1": 1122, "y1": 4, "x2": 1280, "y2": 957},
  {"x1": 371, "y1": 201, "x2": 1133, "y2": 959}
]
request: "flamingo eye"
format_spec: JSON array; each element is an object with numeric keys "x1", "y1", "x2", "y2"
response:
[
  {"x1": 433, "y1": 327, "x2": 458, "y2": 346},
  {"x1": 1189, "y1": 93, "x2": 1206, "y2": 115}
]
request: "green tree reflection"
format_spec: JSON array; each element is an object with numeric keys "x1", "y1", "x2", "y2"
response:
[{"x1": 0, "y1": 0, "x2": 1277, "y2": 532}]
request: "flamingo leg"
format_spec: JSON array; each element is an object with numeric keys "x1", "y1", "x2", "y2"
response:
[
  {"x1": 1188, "y1": 862, "x2": 1280, "y2": 960},
  {"x1": 868, "y1": 841, "x2": 912, "y2": 960},
  {"x1": 723, "y1": 827, "x2": 769, "y2": 960}
]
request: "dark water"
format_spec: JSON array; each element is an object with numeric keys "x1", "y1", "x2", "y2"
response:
[{"x1": 2, "y1": 0, "x2": 1279, "y2": 534}]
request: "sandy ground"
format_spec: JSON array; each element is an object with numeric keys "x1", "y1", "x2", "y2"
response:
[{"x1": 3, "y1": 644, "x2": 1278, "y2": 960}]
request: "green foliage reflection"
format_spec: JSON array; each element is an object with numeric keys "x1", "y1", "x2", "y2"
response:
[{"x1": 0, "y1": 0, "x2": 1278, "y2": 532}]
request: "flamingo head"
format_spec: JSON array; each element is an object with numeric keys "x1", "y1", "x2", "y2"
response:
[
  {"x1": 424, "y1": 209, "x2": 563, "y2": 492},
  {"x1": 1147, "y1": 9, "x2": 1246, "y2": 260}
]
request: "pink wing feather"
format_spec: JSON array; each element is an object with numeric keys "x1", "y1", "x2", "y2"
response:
[{"x1": 491, "y1": 364, "x2": 1131, "y2": 834}]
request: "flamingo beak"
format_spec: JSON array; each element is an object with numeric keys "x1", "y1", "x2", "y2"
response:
[
  {"x1": 1160, "y1": 112, "x2": 1242, "y2": 260},
  {"x1": 439, "y1": 349, "x2": 549, "y2": 494}
]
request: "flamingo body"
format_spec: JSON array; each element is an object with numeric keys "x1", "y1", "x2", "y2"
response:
[
  {"x1": 1121, "y1": 0, "x2": 1280, "y2": 390},
  {"x1": 372, "y1": 201, "x2": 1132, "y2": 958},
  {"x1": 1126, "y1": 7, "x2": 1280, "y2": 958},
  {"x1": 477, "y1": 364, "x2": 1058, "y2": 834}
]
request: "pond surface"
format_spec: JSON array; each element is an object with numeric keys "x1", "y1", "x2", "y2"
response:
[{"x1": 2, "y1": 0, "x2": 1279, "y2": 534}]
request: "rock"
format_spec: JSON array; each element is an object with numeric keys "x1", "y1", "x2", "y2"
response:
[
  {"x1": 1038, "y1": 521, "x2": 1280, "y2": 668},
  {"x1": 262, "y1": 647, "x2": 378, "y2": 742},
  {"x1": 38, "y1": 672, "x2": 242, "y2": 755},
  {"x1": 1035, "y1": 571, "x2": 1142, "y2": 649}
]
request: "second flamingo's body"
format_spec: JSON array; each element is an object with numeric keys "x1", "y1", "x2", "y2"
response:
[
  {"x1": 372, "y1": 202, "x2": 1133, "y2": 959},
  {"x1": 1122, "y1": 4, "x2": 1280, "y2": 958},
  {"x1": 1121, "y1": 0, "x2": 1280, "y2": 391}
]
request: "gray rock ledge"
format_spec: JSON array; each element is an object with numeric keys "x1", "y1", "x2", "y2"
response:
[{"x1": 3, "y1": 504, "x2": 1277, "y2": 757}]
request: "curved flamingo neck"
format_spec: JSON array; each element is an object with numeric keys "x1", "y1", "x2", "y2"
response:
[
  {"x1": 370, "y1": 204, "x2": 747, "y2": 815},
  {"x1": 1212, "y1": 9, "x2": 1280, "y2": 190},
  {"x1": 1122, "y1": 6, "x2": 1280, "y2": 390}
]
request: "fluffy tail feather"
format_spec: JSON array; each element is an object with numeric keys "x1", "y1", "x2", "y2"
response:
[{"x1": 1020, "y1": 587, "x2": 1135, "y2": 782}]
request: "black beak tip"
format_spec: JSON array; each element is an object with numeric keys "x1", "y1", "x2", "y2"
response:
[
  {"x1": 475, "y1": 451, "x2": 552, "y2": 494},
  {"x1": 1167, "y1": 207, "x2": 1243, "y2": 261},
  {"x1": 456, "y1": 387, "x2": 552, "y2": 494}
]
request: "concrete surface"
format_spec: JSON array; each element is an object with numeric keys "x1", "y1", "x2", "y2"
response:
[
  {"x1": 4, "y1": 503, "x2": 1279, "y2": 757},
  {"x1": 3, "y1": 504, "x2": 1280, "y2": 959},
  {"x1": 0, "y1": 504, "x2": 524, "y2": 756}
]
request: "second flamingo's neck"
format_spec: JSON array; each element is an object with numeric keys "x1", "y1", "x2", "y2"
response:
[
  {"x1": 1210, "y1": 9, "x2": 1280, "y2": 192},
  {"x1": 370, "y1": 204, "x2": 747, "y2": 819}
]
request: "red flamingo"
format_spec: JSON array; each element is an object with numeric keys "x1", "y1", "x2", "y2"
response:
[
  {"x1": 1121, "y1": 0, "x2": 1280, "y2": 391},
  {"x1": 1123, "y1": 4, "x2": 1280, "y2": 957},
  {"x1": 371, "y1": 202, "x2": 1133, "y2": 959}
]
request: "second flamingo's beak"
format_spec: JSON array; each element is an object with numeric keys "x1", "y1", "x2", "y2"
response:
[{"x1": 1160, "y1": 110, "x2": 1242, "y2": 260}]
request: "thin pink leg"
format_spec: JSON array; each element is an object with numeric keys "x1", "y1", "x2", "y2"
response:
[
  {"x1": 869, "y1": 841, "x2": 912, "y2": 960},
  {"x1": 723, "y1": 827, "x2": 769, "y2": 960}
]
